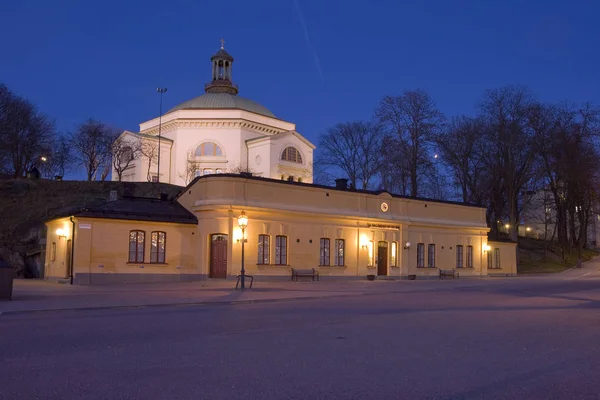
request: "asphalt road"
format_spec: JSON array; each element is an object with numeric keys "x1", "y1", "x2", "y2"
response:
[{"x1": 1, "y1": 278, "x2": 599, "y2": 400}]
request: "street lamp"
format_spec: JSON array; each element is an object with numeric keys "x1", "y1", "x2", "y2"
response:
[
  {"x1": 156, "y1": 87, "x2": 167, "y2": 183},
  {"x1": 237, "y1": 211, "x2": 249, "y2": 289}
]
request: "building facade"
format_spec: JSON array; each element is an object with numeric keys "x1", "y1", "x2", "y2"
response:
[
  {"x1": 45, "y1": 175, "x2": 517, "y2": 284},
  {"x1": 112, "y1": 43, "x2": 315, "y2": 186}
]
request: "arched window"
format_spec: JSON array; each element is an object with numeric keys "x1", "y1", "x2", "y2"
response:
[
  {"x1": 128, "y1": 230, "x2": 145, "y2": 263},
  {"x1": 195, "y1": 142, "x2": 223, "y2": 157},
  {"x1": 281, "y1": 147, "x2": 303, "y2": 163}
]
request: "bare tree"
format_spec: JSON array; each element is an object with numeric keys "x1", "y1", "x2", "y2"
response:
[
  {"x1": 0, "y1": 84, "x2": 56, "y2": 177},
  {"x1": 39, "y1": 135, "x2": 72, "y2": 179},
  {"x1": 376, "y1": 89, "x2": 445, "y2": 197},
  {"x1": 479, "y1": 86, "x2": 537, "y2": 242},
  {"x1": 111, "y1": 135, "x2": 142, "y2": 181},
  {"x1": 178, "y1": 149, "x2": 201, "y2": 185},
  {"x1": 70, "y1": 119, "x2": 115, "y2": 181},
  {"x1": 316, "y1": 121, "x2": 384, "y2": 190},
  {"x1": 534, "y1": 102, "x2": 600, "y2": 258},
  {"x1": 141, "y1": 140, "x2": 159, "y2": 182},
  {"x1": 435, "y1": 116, "x2": 488, "y2": 204}
]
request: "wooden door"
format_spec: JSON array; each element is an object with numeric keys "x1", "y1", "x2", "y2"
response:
[
  {"x1": 65, "y1": 239, "x2": 72, "y2": 279},
  {"x1": 210, "y1": 234, "x2": 228, "y2": 279},
  {"x1": 377, "y1": 241, "x2": 388, "y2": 276}
]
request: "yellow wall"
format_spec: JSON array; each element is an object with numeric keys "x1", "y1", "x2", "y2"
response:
[
  {"x1": 487, "y1": 241, "x2": 518, "y2": 276},
  {"x1": 45, "y1": 218, "x2": 73, "y2": 279},
  {"x1": 45, "y1": 176, "x2": 518, "y2": 283},
  {"x1": 179, "y1": 176, "x2": 502, "y2": 280},
  {"x1": 46, "y1": 217, "x2": 197, "y2": 283}
]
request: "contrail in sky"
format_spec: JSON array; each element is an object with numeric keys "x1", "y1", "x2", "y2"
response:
[{"x1": 293, "y1": 0, "x2": 324, "y2": 82}]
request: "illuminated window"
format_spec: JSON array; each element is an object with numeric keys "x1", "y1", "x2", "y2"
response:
[
  {"x1": 128, "y1": 230, "x2": 145, "y2": 263},
  {"x1": 257, "y1": 235, "x2": 270, "y2": 265},
  {"x1": 150, "y1": 231, "x2": 166, "y2": 263},
  {"x1": 275, "y1": 236, "x2": 288, "y2": 265},
  {"x1": 281, "y1": 147, "x2": 303, "y2": 163},
  {"x1": 456, "y1": 245, "x2": 463, "y2": 268},
  {"x1": 417, "y1": 243, "x2": 425, "y2": 267},
  {"x1": 390, "y1": 241, "x2": 397, "y2": 267},
  {"x1": 466, "y1": 245, "x2": 473, "y2": 268},
  {"x1": 487, "y1": 251, "x2": 493, "y2": 269},
  {"x1": 51, "y1": 242, "x2": 56, "y2": 261},
  {"x1": 335, "y1": 239, "x2": 345, "y2": 266},
  {"x1": 427, "y1": 244, "x2": 436, "y2": 268},
  {"x1": 320, "y1": 238, "x2": 330, "y2": 266},
  {"x1": 195, "y1": 142, "x2": 223, "y2": 157},
  {"x1": 367, "y1": 241, "x2": 374, "y2": 266},
  {"x1": 203, "y1": 169, "x2": 213, "y2": 175}
]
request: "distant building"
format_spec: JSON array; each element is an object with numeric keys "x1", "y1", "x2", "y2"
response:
[
  {"x1": 112, "y1": 42, "x2": 314, "y2": 185},
  {"x1": 45, "y1": 175, "x2": 517, "y2": 284},
  {"x1": 520, "y1": 187, "x2": 600, "y2": 247}
]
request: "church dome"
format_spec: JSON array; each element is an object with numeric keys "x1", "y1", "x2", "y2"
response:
[{"x1": 167, "y1": 93, "x2": 275, "y2": 118}]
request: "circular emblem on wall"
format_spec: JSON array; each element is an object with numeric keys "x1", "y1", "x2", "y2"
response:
[
  {"x1": 381, "y1": 202, "x2": 389, "y2": 212},
  {"x1": 255, "y1": 155, "x2": 262, "y2": 165}
]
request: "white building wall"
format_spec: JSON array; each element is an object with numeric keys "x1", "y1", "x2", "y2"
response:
[{"x1": 118, "y1": 106, "x2": 313, "y2": 186}]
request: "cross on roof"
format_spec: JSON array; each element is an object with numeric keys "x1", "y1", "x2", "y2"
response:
[{"x1": 220, "y1": 38, "x2": 225, "y2": 49}]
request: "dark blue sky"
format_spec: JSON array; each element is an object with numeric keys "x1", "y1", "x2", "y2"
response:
[{"x1": 2, "y1": 0, "x2": 598, "y2": 146}]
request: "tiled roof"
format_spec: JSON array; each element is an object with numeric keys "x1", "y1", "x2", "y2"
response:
[{"x1": 50, "y1": 196, "x2": 197, "y2": 225}]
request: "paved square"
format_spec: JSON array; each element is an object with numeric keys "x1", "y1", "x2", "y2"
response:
[{"x1": 1, "y1": 266, "x2": 599, "y2": 399}]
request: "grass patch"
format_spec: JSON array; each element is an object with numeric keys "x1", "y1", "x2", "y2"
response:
[{"x1": 517, "y1": 236, "x2": 599, "y2": 274}]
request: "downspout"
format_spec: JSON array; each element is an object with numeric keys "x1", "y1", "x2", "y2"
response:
[{"x1": 69, "y1": 216, "x2": 76, "y2": 285}]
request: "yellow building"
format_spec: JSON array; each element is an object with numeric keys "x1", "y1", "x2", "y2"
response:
[{"x1": 45, "y1": 174, "x2": 517, "y2": 284}]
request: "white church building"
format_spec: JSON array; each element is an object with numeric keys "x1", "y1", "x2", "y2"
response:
[{"x1": 113, "y1": 42, "x2": 315, "y2": 186}]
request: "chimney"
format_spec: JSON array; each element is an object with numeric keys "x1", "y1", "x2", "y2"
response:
[
  {"x1": 335, "y1": 178, "x2": 349, "y2": 190},
  {"x1": 108, "y1": 190, "x2": 118, "y2": 202},
  {"x1": 160, "y1": 193, "x2": 169, "y2": 201}
]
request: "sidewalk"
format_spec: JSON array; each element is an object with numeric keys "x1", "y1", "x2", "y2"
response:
[
  {"x1": 560, "y1": 256, "x2": 600, "y2": 279},
  {"x1": 0, "y1": 278, "x2": 485, "y2": 316}
]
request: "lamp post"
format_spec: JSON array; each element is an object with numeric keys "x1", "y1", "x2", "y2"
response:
[
  {"x1": 156, "y1": 87, "x2": 167, "y2": 183},
  {"x1": 237, "y1": 211, "x2": 249, "y2": 289}
]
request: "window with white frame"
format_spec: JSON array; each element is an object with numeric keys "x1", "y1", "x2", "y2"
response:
[
  {"x1": 195, "y1": 142, "x2": 223, "y2": 157},
  {"x1": 150, "y1": 231, "x2": 166, "y2": 263},
  {"x1": 427, "y1": 244, "x2": 436, "y2": 268},
  {"x1": 275, "y1": 236, "x2": 288, "y2": 265},
  {"x1": 417, "y1": 243, "x2": 425, "y2": 267},
  {"x1": 319, "y1": 238, "x2": 330, "y2": 266},
  {"x1": 466, "y1": 245, "x2": 473, "y2": 268},
  {"x1": 494, "y1": 248, "x2": 501, "y2": 269},
  {"x1": 257, "y1": 235, "x2": 270, "y2": 265},
  {"x1": 281, "y1": 147, "x2": 303, "y2": 163},
  {"x1": 128, "y1": 230, "x2": 145, "y2": 263},
  {"x1": 334, "y1": 239, "x2": 345, "y2": 266},
  {"x1": 456, "y1": 245, "x2": 463, "y2": 268}
]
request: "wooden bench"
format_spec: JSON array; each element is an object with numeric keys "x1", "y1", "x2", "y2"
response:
[
  {"x1": 439, "y1": 268, "x2": 459, "y2": 279},
  {"x1": 291, "y1": 268, "x2": 319, "y2": 282}
]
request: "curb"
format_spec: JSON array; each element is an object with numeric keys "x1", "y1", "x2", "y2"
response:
[{"x1": 0, "y1": 291, "x2": 383, "y2": 317}]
